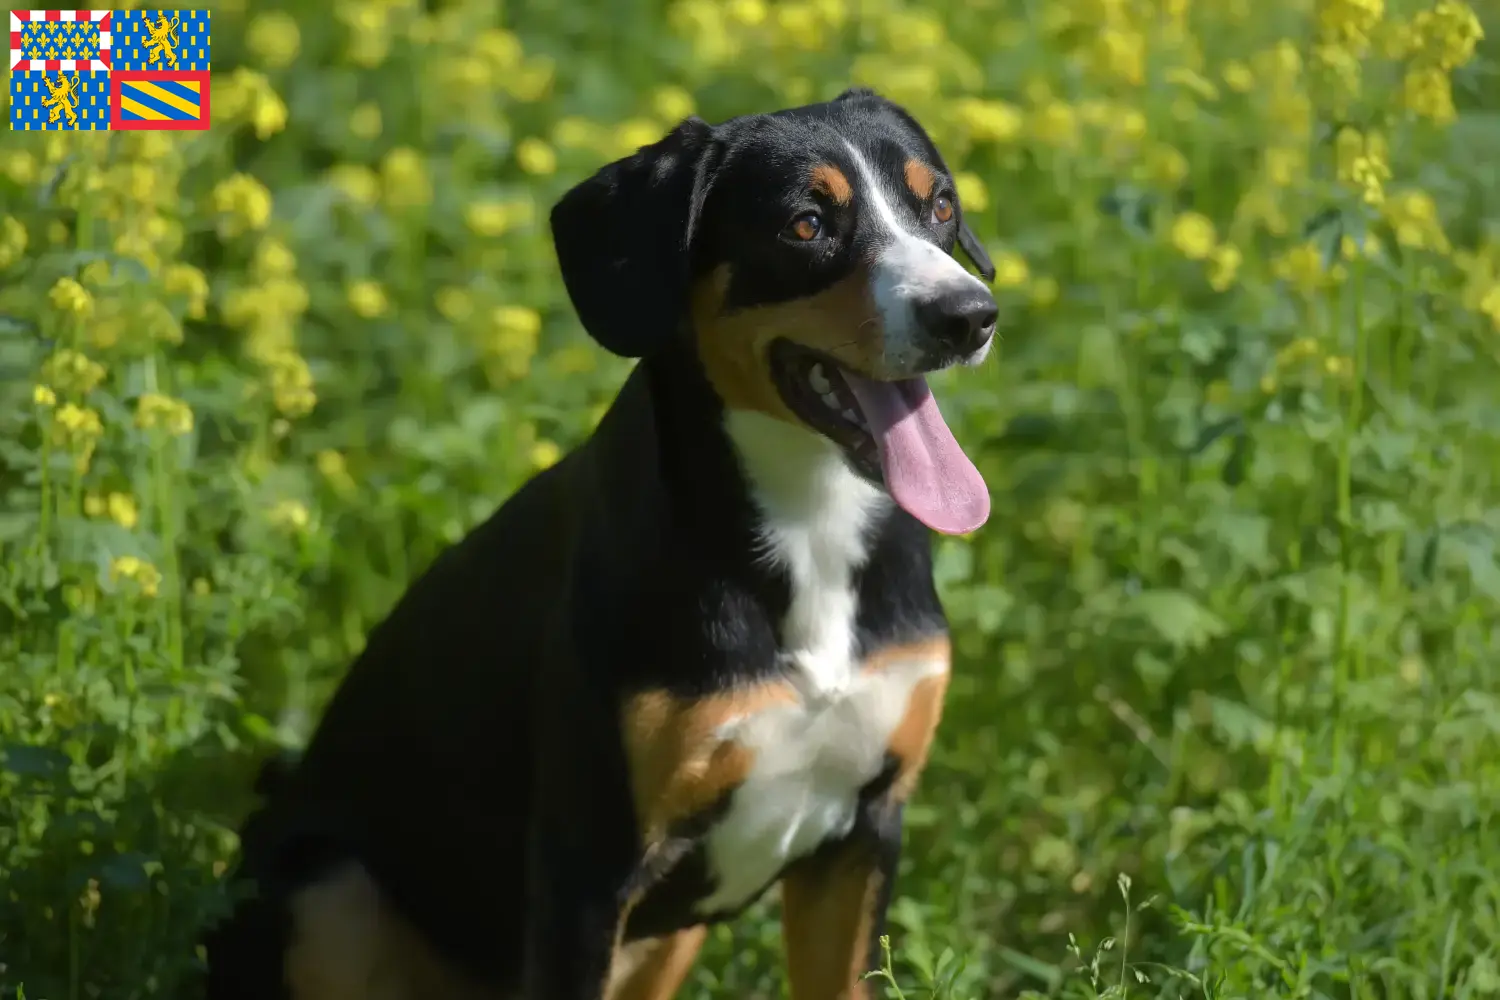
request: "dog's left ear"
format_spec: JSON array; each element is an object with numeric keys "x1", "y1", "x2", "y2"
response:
[
  {"x1": 550, "y1": 117, "x2": 718, "y2": 359},
  {"x1": 955, "y1": 215, "x2": 995, "y2": 283}
]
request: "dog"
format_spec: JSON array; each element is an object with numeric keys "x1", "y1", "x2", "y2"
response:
[{"x1": 201, "y1": 85, "x2": 999, "y2": 1000}]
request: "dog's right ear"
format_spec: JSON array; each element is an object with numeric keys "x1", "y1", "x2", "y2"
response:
[{"x1": 549, "y1": 117, "x2": 717, "y2": 359}]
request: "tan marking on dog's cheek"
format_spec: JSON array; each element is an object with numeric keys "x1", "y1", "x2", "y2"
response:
[
  {"x1": 621, "y1": 682, "x2": 799, "y2": 843},
  {"x1": 810, "y1": 164, "x2": 854, "y2": 205},
  {"x1": 862, "y1": 636, "x2": 951, "y2": 802},
  {"x1": 691, "y1": 266, "x2": 890, "y2": 428},
  {"x1": 285, "y1": 863, "x2": 498, "y2": 1000},
  {"x1": 606, "y1": 926, "x2": 709, "y2": 1000},
  {"x1": 904, "y1": 159, "x2": 936, "y2": 200}
]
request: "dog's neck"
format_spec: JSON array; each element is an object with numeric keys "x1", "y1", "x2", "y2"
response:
[{"x1": 640, "y1": 346, "x2": 893, "y2": 698}]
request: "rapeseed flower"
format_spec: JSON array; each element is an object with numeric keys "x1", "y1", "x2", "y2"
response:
[
  {"x1": 136, "y1": 393, "x2": 194, "y2": 436},
  {"x1": 110, "y1": 556, "x2": 162, "y2": 598}
]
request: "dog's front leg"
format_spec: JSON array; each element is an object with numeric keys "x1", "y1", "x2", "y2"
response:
[{"x1": 779, "y1": 801, "x2": 905, "y2": 1000}]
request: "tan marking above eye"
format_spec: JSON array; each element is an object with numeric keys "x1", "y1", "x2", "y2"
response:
[
  {"x1": 904, "y1": 158, "x2": 936, "y2": 201},
  {"x1": 810, "y1": 163, "x2": 853, "y2": 205}
]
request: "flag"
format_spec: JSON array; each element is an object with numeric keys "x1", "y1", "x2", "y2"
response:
[
  {"x1": 8, "y1": 9, "x2": 211, "y2": 131},
  {"x1": 9, "y1": 10, "x2": 112, "y2": 130}
]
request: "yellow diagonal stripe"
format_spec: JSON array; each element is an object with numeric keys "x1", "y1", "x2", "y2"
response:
[
  {"x1": 127, "y1": 80, "x2": 199, "y2": 116},
  {"x1": 120, "y1": 94, "x2": 170, "y2": 121}
]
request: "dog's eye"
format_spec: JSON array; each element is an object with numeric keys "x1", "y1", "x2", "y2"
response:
[
  {"x1": 786, "y1": 212, "x2": 823, "y2": 241},
  {"x1": 932, "y1": 196, "x2": 954, "y2": 224}
]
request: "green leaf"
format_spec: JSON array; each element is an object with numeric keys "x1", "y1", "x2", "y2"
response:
[{"x1": 1129, "y1": 589, "x2": 1227, "y2": 651}]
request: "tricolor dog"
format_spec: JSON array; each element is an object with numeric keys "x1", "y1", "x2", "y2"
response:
[{"x1": 202, "y1": 85, "x2": 999, "y2": 1000}]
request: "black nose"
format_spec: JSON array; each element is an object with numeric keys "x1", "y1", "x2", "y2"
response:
[{"x1": 915, "y1": 290, "x2": 998, "y2": 355}]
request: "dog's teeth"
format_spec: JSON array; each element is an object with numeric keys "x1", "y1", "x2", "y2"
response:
[
  {"x1": 809, "y1": 365, "x2": 832, "y2": 395},
  {"x1": 821, "y1": 391, "x2": 840, "y2": 409},
  {"x1": 843, "y1": 408, "x2": 860, "y2": 423}
]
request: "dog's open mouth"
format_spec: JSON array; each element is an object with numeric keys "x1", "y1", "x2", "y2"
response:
[{"x1": 768, "y1": 339, "x2": 990, "y2": 535}]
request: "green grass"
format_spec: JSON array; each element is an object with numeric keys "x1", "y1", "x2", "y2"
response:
[{"x1": 2, "y1": 0, "x2": 1499, "y2": 996}]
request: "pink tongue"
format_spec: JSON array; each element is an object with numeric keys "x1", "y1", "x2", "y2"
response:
[{"x1": 841, "y1": 373, "x2": 990, "y2": 534}]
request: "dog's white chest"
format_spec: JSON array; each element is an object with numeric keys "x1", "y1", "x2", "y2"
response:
[{"x1": 694, "y1": 652, "x2": 945, "y2": 914}]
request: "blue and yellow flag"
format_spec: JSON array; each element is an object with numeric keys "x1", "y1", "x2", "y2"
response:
[{"x1": 8, "y1": 9, "x2": 211, "y2": 131}]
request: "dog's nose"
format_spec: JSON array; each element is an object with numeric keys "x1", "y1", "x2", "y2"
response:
[{"x1": 915, "y1": 289, "x2": 999, "y2": 355}]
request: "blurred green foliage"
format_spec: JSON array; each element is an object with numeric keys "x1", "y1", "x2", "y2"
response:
[{"x1": 2, "y1": 0, "x2": 1499, "y2": 996}]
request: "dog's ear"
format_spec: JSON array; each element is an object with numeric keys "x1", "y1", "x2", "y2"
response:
[
  {"x1": 550, "y1": 117, "x2": 717, "y2": 359},
  {"x1": 835, "y1": 86, "x2": 880, "y2": 102},
  {"x1": 956, "y1": 217, "x2": 995, "y2": 283}
]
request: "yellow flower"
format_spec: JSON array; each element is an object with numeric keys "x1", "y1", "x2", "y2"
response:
[
  {"x1": 955, "y1": 98, "x2": 1024, "y2": 143},
  {"x1": 1029, "y1": 276, "x2": 1060, "y2": 308},
  {"x1": 247, "y1": 11, "x2": 301, "y2": 68},
  {"x1": 0, "y1": 215, "x2": 27, "y2": 270},
  {"x1": 1403, "y1": 66, "x2": 1456, "y2": 124},
  {"x1": 1143, "y1": 144, "x2": 1190, "y2": 187},
  {"x1": 52, "y1": 403, "x2": 104, "y2": 470},
  {"x1": 475, "y1": 28, "x2": 524, "y2": 73},
  {"x1": 381, "y1": 148, "x2": 433, "y2": 209},
  {"x1": 651, "y1": 85, "x2": 696, "y2": 124},
  {"x1": 436, "y1": 286, "x2": 475, "y2": 322},
  {"x1": 33, "y1": 385, "x2": 57, "y2": 408},
  {"x1": 1318, "y1": 0, "x2": 1385, "y2": 53},
  {"x1": 465, "y1": 200, "x2": 532, "y2": 238},
  {"x1": 328, "y1": 164, "x2": 380, "y2": 205},
  {"x1": 1207, "y1": 244, "x2": 1243, "y2": 291},
  {"x1": 42, "y1": 349, "x2": 107, "y2": 396},
  {"x1": 530, "y1": 440, "x2": 563, "y2": 470},
  {"x1": 1479, "y1": 284, "x2": 1500, "y2": 329},
  {"x1": 107, "y1": 492, "x2": 139, "y2": 529},
  {"x1": 110, "y1": 555, "x2": 161, "y2": 598},
  {"x1": 49, "y1": 277, "x2": 94, "y2": 318},
  {"x1": 553, "y1": 116, "x2": 609, "y2": 152},
  {"x1": 1170, "y1": 212, "x2": 1218, "y2": 261},
  {"x1": 1334, "y1": 128, "x2": 1390, "y2": 207},
  {"x1": 1409, "y1": 0, "x2": 1484, "y2": 70},
  {"x1": 1029, "y1": 100, "x2": 1079, "y2": 148},
  {"x1": 485, "y1": 305, "x2": 543, "y2": 381},
  {"x1": 507, "y1": 58, "x2": 555, "y2": 103},
  {"x1": 163, "y1": 263, "x2": 211, "y2": 319},
  {"x1": 954, "y1": 172, "x2": 989, "y2": 214},
  {"x1": 264, "y1": 349, "x2": 317, "y2": 418},
  {"x1": 268, "y1": 499, "x2": 311, "y2": 532},
  {"x1": 1264, "y1": 147, "x2": 1306, "y2": 187},
  {"x1": 350, "y1": 102, "x2": 383, "y2": 141},
  {"x1": 210, "y1": 173, "x2": 274, "y2": 236},
  {"x1": 992, "y1": 252, "x2": 1029, "y2": 288},
  {"x1": 1091, "y1": 27, "x2": 1145, "y2": 86},
  {"x1": 1222, "y1": 60, "x2": 1255, "y2": 93},
  {"x1": 84, "y1": 492, "x2": 106, "y2": 517},
  {"x1": 347, "y1": 280, "x2": 389, "y2": 319},
  {"x1": 135, "y1": 393, "x2": 194, "y2": 436},
  {"x1": 0, "y1": 151, "x2": 38, "y2": 185},
  {"x1": 613, "y1": 119, "x2": 664, "y2": 159},
  {"x1": 316, "y1": 449, "x2": 358, "y2": 494},
  {"x1": 1385, "y1": 190, "x2": 1450, "y2": 254},
  {"x1": 1274, "y1": 242, "x2": 1336, "y2": 296}
]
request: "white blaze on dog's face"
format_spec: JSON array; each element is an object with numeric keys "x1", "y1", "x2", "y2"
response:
[{"x1": 688, "y1": 91, "x2": 998, "y2": 536}]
